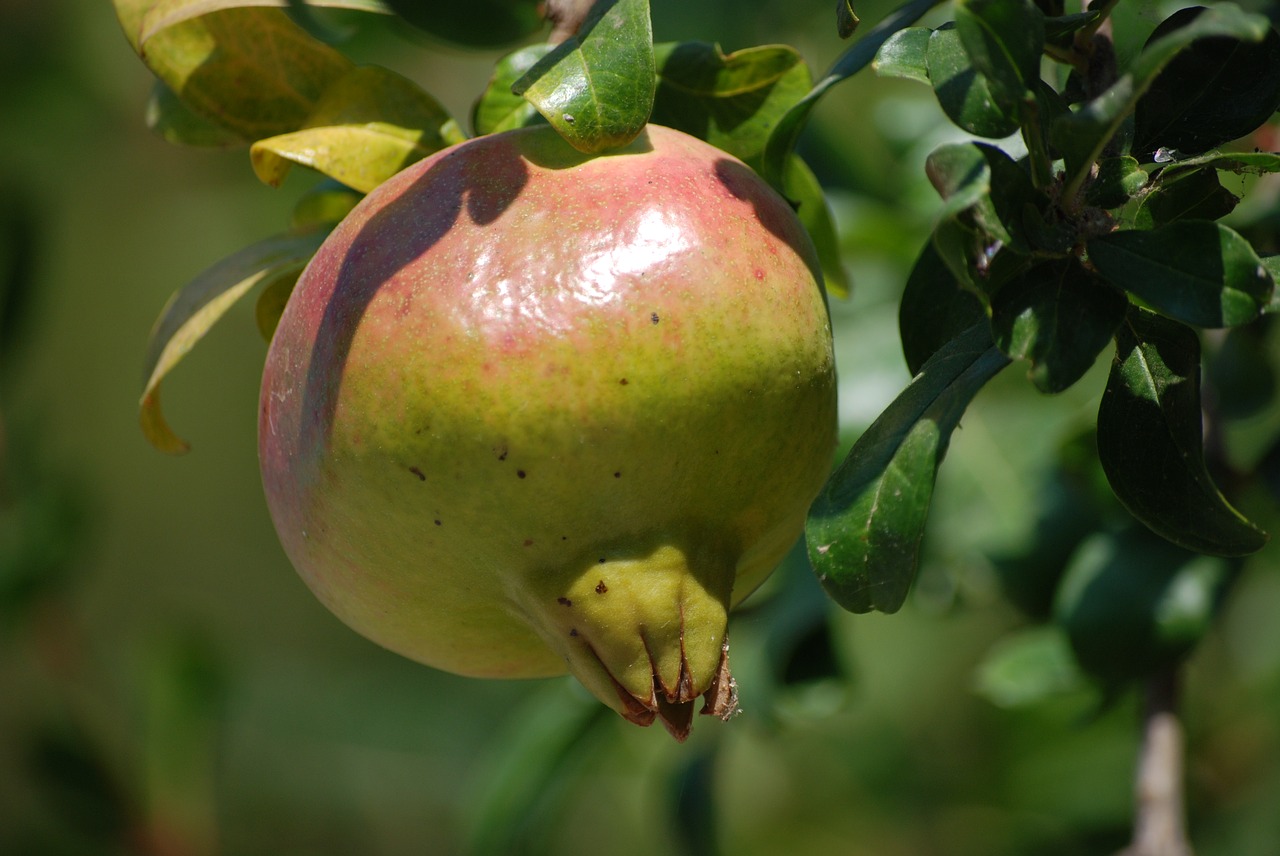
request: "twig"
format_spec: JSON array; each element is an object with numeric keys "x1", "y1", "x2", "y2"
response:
[
  {"x1": 1118, "y1": 668, "x2": 1194, "y2": 856},
  {"x1": 543, "y1": 0, "x2": 596, "y2": 44}
]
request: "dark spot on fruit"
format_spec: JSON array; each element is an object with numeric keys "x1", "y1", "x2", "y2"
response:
[
  {"x1": 619, "y1": 378, "x2": 629, "y2": 385},
  {"x1": 569, "y1": 628, "x2": 579, "y2": 637},
  {"x1": 650, "y1": 312, "x2": 660, "y2": 324},
  {"x1": 494, "y1": 444, "x2": 508, "y2": 461},
  {"x1": 408, "y1": 466, "x2": 426, "y2": 481},
  {"x1": 598, "y1": 557, "x2": 606, "y2": 564},
  {"x1": 557, "y1": 596, "x2": 572, "y2": 607},
  {"x1": 524, "y1": 539, "x2": 534, "y2": 547},
  {"x1": 596, "y1": 581, "x2": 608, "y2": 594},
  {"x1": 561, "y1": 535, "x2": 568, "y2": 540},
  {"x1": 613, "y1": 471, "x2": 621, "y2": 478},
  {"x1": 434, "y1": 519, "x2": 442, "y2": 526},
  {"x1": 517, "y1": 469, "x2": 527, "y2": 479}
]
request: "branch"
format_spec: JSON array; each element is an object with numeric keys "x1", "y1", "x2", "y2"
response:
[
  {"x1": 1118, "y1": 669, "x2": 1194, "y2": 856},
  {"x1": 543, "y1": 0, "x2": 596, "y2": 44}
]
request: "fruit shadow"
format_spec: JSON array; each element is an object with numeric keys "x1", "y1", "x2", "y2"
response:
[
  {"x1": 712, "y1": 158, "x2": 827, "y2": 287},
  {"x1": 299, "y1": 143, "x2": 532, "y2": 451}
]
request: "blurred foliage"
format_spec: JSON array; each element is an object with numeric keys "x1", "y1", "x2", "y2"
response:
[{"x1": 1, "y1": 1, "x2": 1280, "y2": 855}]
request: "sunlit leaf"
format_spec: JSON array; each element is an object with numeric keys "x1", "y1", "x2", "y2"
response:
[
  {"x1": 873, "y1": 27, "x2": 931, "y2": 84},
  {"x1": 114, "y1": 2, "x2": 353, "y2": 140},
  {"x1": 1157, "y1": 149, "x2": 1280, "y2": 178},
  {"x1": 513, "y1": 0, "x2": 655, "y2": 153},
  {"x1": 140, "y1": 229, "x2": 329, "y2": 453},
  {"x1": 473, "y1": 44, "x2": 554, "y2": 135},
  {"x1": 806, "y1": 322, "x2": 1010, "y2": 614},
  {"x1": 1133, "y1": 5, "x2": 1280, "y2": 156},
  {"x1": 762, "y1": 0, "x2": 945, "y2": 189},
  {"x1": 1096, "y1": 307, "x2": 1267, "y2": 555},
  {"x1": 136, "y1": 0, "x2": 392, "y2": 43},
  {"x1": 955, "y1": 0, "x2": 1045, "y2": 112},
  {"x1": 251, "y1": 65, "x2": 455, "y2": 192},
  {"x1": 926, "y1": 25, "x2": 1021, "y2": 138},
  {"x1": 652, "y1": 42, "x2": 811, "y2": 168},
  {"x1": 1089, "y1": 220, "x2": 1272, "y2": 328}
]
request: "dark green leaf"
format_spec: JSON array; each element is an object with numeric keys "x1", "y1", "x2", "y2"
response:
[
  {"x1": 873, "y1": 27, "x2": 931, "y2": 84},
  {"x1": 762, "y1": 0, "x2": 945, "y2": 188},
  {"x1": 1043, "y1": 10, "x2": 1101, "y2": 49},
  {"x1": 671, "y1": 751, "x2": 720, "y2": 856},
  {"x1": 289, "y1": 179, "x2": 362, "y2": 230},
  {"x1": 1051, "y1": 3, "x2": 1272, "y2": 201},
  {"x1": 930, "y1": 218, "x2": 1030, "y2": 300},
  {"x1": 1097, "y1": 307, "x2": 1267, "y2": 555},
  {"x1": 1157, "y1": 149, "x2": 1280, "y2": 178},
  {"x1": 973, "y1": 627, "x2": 1084, "y2": 707},
  {"x1": 1054, "y1": 527, "x2": 1238, "y2": 686},
  {"x1": 783, "y1": 156, "x2": 850, "y2": 299},
  {"x1": 140, "y1": 229, "x2": 330, "y2": 453},
  {"x1": 0, "y1": 183, "x2": 39, "y2": 364},
  {"x1": 1089, "y1": 220, "x2": 1272, "y2": 328},
  {"x1": 384, "y1": 0, "x2": 543, "y2": 48},
  {"x1": 1132, "y1": 167, "x2": 1238, "y2": 229},
  {"x1": 806, "y1": 322, "x2": 1010, "y2": 613},
  {"x1": 27, "y1": 725, "x2": 131, "y2": 842},
  {"x1": 1086, "y1": 156, "x2": 1148, "y2": 209},
  {"x1": 250, "y1": 65, "x2": 455, "y2": 193},
  {"x1": 955, "y1": 0, "x2": 1045, "y2": 112},
  {"x1": 514, "y1": 0, "x2": 655, "y2": 153},
  {"x1": 1133, "y1": 6, "x2": 1280, "y2": 157},
  {"x1": 837, "y1": 0, "x2": 860, "y2": 38},
  {"x1": 651, "y1": 42, "x2": 812, "y2": 168},
  {"x1": 899, "y1": 240, "x2": 985, "y2": 375},
  {"x1": 926, "y1": 25, "x2": 1021, "y2": 138},
  {"x1": 116, "y1": 3, "x2": 354, "y2": 140},
  {"x1": 991, "y1": 258, "x2": 1127, "y2": 393},
  {"x1": 925, "y1": 141, "x2": 1042, "y2": 250},
  {"x1": 473, "y1": 44, "x2": 554, "y2": 135}
]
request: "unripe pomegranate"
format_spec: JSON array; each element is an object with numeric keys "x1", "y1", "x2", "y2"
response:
[{"x1": 259, "y1": 124, "x2": 837, "y2": 740}]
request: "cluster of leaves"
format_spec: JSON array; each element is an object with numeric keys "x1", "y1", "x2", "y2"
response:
[{"x1": 805, "y1": 0, "x2": 1280, "y2": 693}]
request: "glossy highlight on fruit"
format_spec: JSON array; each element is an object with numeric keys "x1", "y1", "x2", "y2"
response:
[{"x1": 258, "y1": 124, "x2": 837, "y2": 740}]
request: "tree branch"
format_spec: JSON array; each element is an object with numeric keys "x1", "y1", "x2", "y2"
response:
[{"x1": 1119, "y1": 668, "x2": 1194, "y2": 856}]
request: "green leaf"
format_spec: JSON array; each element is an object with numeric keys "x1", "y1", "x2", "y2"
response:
[
  {"x1": 651, "y1": 42, "x2": 812, "y2": 168},
  {"x1": 1157, "y1": 149, "x2": 1280, "y2": 178},
  {"x1": 925, "y1": 141, "x2": 1042, "y2": 250},
  {"x1": 1051, "y1": 3, "x2": 1272, "y2": 201},
  {"x1": 1131, "y1": 167, "x2": 1238, "y2": 229},
  {"x1": 954, "y1": 0, "x2": 1045, "y2": 112},
  {"x1": 1096, "y1": 307, "x2": 1267, "y2": 555},
  {"x1": 114, "y1": 2, "x2": 353, "y2": 140},
  {"x1": 783, "y1": 156, "x2": 849, "y2": 299},
  {"x1": 1089, "y1": 221, "x2": 1272, "y2": 328},
  {"x1": 1133, "y1": 6, "x2": 1280, "y2": 157},
  {"x1": 474, "y1": 45, "x2": 554, "y2": 136},
  {"x1": 145, "y1": 81, "x2": 247, "y2": 147},
  {"x1": 1054, "y1": 527, "x2": 1238, "y2": 686},
  {"x1": 991, "y1": 258, "x2": 1127, "y2": 393},
  {"x1": 1043, "y1": 10, "x2": 1101, "y2": 49},
  {"x1": 926, "y1": 25, "x2": 1021, "y2": 138},
  {"x1": 513, "y1": 0, "x2": 655, "y2": 153},
  {"x1": 973, "y1": 626, "x2": 1084, "y2": 707},
  {"x1": 135, "y1": 0, "x2": 392, "y2": 41},
  {"x1": 1205, "y1": 324, "x2": 1278, "y2": 421},
  {"x1": 1086, "y1": 156, "x2": 1148, "y2": 209},
  {"x1": 899, "y1": 240, "x2": 985, "y2": 375},
  {"x1": 250, "y1": 65, "x2": 455, "y2": 193},
  {"x1": 806, "y1": 322, "x2": 1010, "y2": 613},
  {"x1": 385, "y1": 0, "x2": 543, "y2": 48},
  {"x1": 762, "y1": 0, "x2": 945, "y2": 189},
  {"x1": 836, "y1": 0, "x2": 860, "y2": 39},
  {"x1": 290, "y1": 179, "x2": 362, "y2": 229},
  {"x1": 873, "y1": 27, "x2": 931, "y2": 84},
  {"x1": 140, "y1": 229, "x2": 329, "y2": 453}
]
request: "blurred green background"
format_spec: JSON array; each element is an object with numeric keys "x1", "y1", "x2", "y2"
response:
[{"x1": 3, "y1": 2, "x2": 1280, "y2": 854}]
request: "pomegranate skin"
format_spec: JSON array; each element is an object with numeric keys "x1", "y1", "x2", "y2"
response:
[{"x1": 259, "y1": 124, "x2": 837, "y2": 738}]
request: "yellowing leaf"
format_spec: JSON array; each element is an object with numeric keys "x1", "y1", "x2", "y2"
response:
[
  {"x1": 137, "y1": 0, "x2": 392, "y2": 45},
  {"x1": 250, "y1": 65, "x2": 455, "y2": 193},
  {"x1": 140, "y1": 229, "x2": 329, "y2": 453}
]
